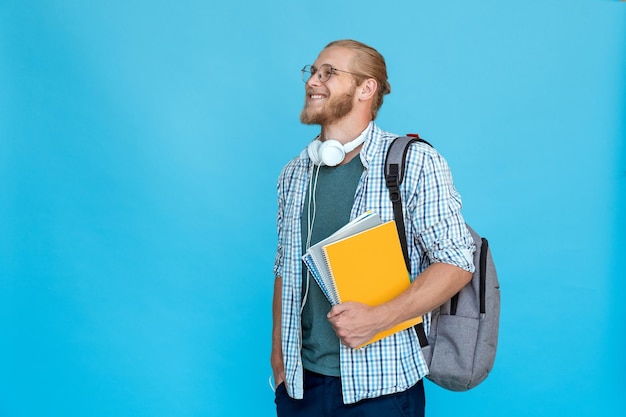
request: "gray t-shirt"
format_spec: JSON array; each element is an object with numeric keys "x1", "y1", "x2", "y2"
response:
[{"x1": 300, "y1": 156, "x2": 364, "y2": 376}]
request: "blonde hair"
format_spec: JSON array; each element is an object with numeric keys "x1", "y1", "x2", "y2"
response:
[{"x1": 325, "y1": 39, "x2": 391, "y2": 119}]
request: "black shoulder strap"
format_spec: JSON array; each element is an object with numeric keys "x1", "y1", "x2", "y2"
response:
[
  {"x1": 385, "y1": 134, "x2": 432, "y2": 348},
  {"x1": 384, "y1": 135, "x2": 432, "y2": 270}
]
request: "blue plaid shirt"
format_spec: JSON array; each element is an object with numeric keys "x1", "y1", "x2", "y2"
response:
[{"x1": 273, "y1": 123, "x2": 475, "y2": 404}]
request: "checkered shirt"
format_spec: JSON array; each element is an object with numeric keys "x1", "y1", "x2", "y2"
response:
[{"x1": 273, "y1": 123, "x2": 475, "y2": 404}]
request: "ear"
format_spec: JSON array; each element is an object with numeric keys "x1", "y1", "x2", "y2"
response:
[{"x1": 358, "y1": 78, "x2": 378, "y2": 100}]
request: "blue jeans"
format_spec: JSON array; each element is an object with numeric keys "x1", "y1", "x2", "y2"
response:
[{"x1": 275, "y1": 370, "x2": 425, "y2": 417}]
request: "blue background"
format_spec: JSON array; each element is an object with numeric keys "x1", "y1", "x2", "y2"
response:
[{"x1": 1, "y1": 1, "x2": 624, "y2": 416}]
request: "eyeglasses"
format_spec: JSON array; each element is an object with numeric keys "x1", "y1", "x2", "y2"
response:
[{"x1": 301, "y1": 64, "x2": 366, "y2": 83}]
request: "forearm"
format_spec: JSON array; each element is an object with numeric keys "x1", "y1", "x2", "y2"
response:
[
  {"x1": 328, "y1": 262, "x2": 471, "y2": 348},
  {"x1": 271, "y1": 276, "x2": 285, "y2": 386},
  {"x1": 378, "y1": 262, "x2": 471, "y2": 329}
]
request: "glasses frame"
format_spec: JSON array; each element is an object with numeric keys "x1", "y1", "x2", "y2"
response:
[{"x1": 301, "y1": 64, "x2": 367, "y2": 83}]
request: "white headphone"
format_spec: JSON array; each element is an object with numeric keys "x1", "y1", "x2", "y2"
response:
[{"x1": 306, "y1": 132, "x2": 367, "y2": 166}]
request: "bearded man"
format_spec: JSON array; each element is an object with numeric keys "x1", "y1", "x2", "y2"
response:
[{"x1": 271, "y1": 39, "x2": 475, "y2": 417}]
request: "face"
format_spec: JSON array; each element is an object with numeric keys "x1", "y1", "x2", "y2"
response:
[{"x1": 300, "y1": 46, "x2": 359, "y2": 126}]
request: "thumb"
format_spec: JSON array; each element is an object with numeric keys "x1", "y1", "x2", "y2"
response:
[{"x1": 327, "y1": 303, "x2": 347, "y2": 319}]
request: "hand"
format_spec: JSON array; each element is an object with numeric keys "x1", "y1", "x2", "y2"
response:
[
  {"x1": 327, "y1": 302, "x2": 383, "y2": 349},
  {"x1": 271, "y1": 277, "x2": 285, "y2": 389},
  {"x1": 270, "y1": 347, "x2": 285, "y2": 388}
]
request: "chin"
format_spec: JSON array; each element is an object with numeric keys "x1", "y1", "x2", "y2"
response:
[{"x1": 300, "y1": 109, "x2": 325, "y2": 125}]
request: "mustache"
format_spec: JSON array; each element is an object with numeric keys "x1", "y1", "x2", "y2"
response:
[{"x1": 306, "y1": 88, "x2": 328, "y2": 95}]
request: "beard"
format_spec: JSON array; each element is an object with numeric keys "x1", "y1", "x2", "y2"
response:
[{"x1": 300, "y1": 87, "x2": 356, "y2": 125}]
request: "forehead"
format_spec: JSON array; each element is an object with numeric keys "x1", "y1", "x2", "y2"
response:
[{"x1": 313, "y1": 46, "x2": 356, "y2": 69}]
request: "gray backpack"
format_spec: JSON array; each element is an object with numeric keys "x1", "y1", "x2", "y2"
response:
[{"x1": 385, "y1": 135, "x2": 500, "y2": 391}]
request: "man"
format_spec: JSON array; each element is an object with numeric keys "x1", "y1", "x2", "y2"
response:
[{"x1": 271, "y1": 39, "x2": 475, "y2": 417}]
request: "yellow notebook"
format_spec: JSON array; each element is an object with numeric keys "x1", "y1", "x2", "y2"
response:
[{"x1": 322, "y1": 220, "x2": 423, "y2": 347}]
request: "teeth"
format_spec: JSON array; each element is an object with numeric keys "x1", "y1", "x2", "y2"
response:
[{"x1": 310, "y1": 94, "x2": 325, "y2": 99}]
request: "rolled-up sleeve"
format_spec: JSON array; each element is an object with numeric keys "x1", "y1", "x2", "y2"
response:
[{"x1": 406, "y1": 146, "x2": 475, "y2": 273}]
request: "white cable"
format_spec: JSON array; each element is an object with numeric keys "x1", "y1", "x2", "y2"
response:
[{"x1": 301, "y1": 163, "x2": 321, "y2": 314}]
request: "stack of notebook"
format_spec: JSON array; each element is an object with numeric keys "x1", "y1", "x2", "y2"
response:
[{"x1": 302, "y1": 211, "x2": 423, "y2": 347}]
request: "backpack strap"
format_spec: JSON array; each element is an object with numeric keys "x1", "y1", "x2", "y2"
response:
[
  {"x1": 385, "y1": 134, "x2": 434, "y2": 266},
  {"x1": 384, "y1": 134, "x2": 432, "y2": 348},
  {"x1": 385, "y1": 135, "x2": 431, "y2": 269},
  {"x1": 388, "y1": 136, "x2": 467, "y2": 319}
]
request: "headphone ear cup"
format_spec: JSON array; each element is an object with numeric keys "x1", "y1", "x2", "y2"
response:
[
  {"x1": 318, "y1": 140, "x2": 345, "y2": 167},
  {"x1": 307, "y1": 139, "x2": 323, "y2": 165}
]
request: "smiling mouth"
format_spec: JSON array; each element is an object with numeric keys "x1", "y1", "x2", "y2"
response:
[{"x1": 306, "y1": 88, "x2": 328, "y2": 100}]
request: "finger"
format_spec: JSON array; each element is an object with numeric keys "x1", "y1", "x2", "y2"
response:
[{"x1": 327, "y1": 303, "x2": 347, "y2": 318}]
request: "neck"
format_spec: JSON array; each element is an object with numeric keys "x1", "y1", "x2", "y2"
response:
[
  {"x1": 320, "y1": 116, "x2": 372, "y2": 144},
  {"x1": 320, "y1": 118, "x2": 372, "y2": 166}
]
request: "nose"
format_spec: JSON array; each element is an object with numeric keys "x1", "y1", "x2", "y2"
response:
[{"x1": 306, "y1": 72, "x2": 322, "y2": 88}]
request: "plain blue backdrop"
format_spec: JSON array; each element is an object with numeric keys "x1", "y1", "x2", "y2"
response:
[{"x1": 1, "y1": 1, "x2": 624, "y2": 416}]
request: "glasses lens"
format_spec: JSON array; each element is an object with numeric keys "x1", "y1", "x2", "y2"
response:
[
  {"x1": 302, "y1": 64, "x2": 334, "y2": 83},
  {"x1": 318, "y1": 64, "x2": 333, "y2": 82},
  {"x1": 302, "y1": 65, "x2": 313, "y2": 83}
]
